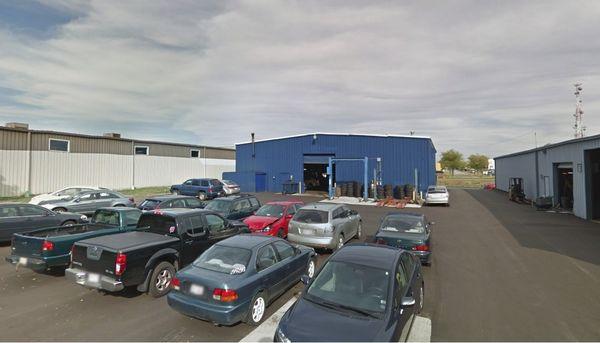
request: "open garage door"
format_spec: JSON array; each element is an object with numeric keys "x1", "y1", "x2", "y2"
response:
[
  {"x1": 586, "y1": 149, "x2": 600, "y2": 220},
  {"x1": 303, "y1": 154, "x2": 334, "y2": 192},
  {"x1": 555, "y1": 163, "x2": 573, "y2": 210}
]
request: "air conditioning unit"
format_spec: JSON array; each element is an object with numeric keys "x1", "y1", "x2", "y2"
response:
[
  {"x1": 103, "y1": 132, "x2": 121, "y2": 138},
  {"x1": 6, "y1": 122, "x2": 29, "y2": 130}
]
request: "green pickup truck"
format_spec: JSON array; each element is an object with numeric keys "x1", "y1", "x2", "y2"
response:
[{"x1": 6, "y1": 207, "x2": 142, "y2": 272}]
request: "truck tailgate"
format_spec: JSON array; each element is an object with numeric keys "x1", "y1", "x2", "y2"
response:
[
  {"x1": 71, "y1": 243, "x2": 118, "y2": 278},
  {"x1": 11, "y1": 234, "x2": 44, "y2": 258}
]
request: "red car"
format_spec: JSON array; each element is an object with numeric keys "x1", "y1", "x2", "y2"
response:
[{"x1": 243, "y1": 201, "x2": 304, "y2": 238}]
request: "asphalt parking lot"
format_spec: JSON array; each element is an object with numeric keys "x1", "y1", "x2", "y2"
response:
[{"x1": 1, "y1": 189, "x2": 600, "y2": 341}]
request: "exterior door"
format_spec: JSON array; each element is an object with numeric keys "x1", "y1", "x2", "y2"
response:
[
  {"x1": 273, "y1": 240, "x2": 303, "y2": 286},
  {"x1": 396, "y1": 256, "x2": 415, "y2": 341},
  {"x1": 256, "y1": 244, "x2": 287, "y2": 298},
  {"x1": 255, "y1": 173, "x2": 267, "y2": 192},
  {"x1": 70, "y1": 193, "x2": 96, "y2": 212}
]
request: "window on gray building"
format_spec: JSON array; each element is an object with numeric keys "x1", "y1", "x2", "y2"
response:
[
  {"x1": 49, "y1": 139, "x2": 70, "y2": 152},
  {"x1": 134, "y1": 146, "x2": 149, "y2": 155},
  {"x1": 190, "y1": 149, "x2": 200, "y2": 158}
]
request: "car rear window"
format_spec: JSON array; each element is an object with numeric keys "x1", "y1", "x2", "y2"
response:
[
  {"x1": 205, "y1": 199, "x2": 231, "y2": 212},
  {"x1": 294, "y1": 209, "x2": 328, "y2": 223},
  {"x1": 193, "y1": 245, "x2": 252, "y2": 275},
  {"x1": 210, "y1": 179, "x2": 222, "y2": 186},
  {"x1": 92, "y1": 210, "x2": 121, "y2": 226},
  {"x1": 381, "y1": 216, "x2": 425, "y2": 233},
  {"x1": 139, "y1": 199, "x2": 161, "y2": 210},
  {"x1": 137, "y1": 214, "x2": 178, "y2": 236},
  {"x1": 427, "y1": 187, "x2": 447, "y2": 193}
]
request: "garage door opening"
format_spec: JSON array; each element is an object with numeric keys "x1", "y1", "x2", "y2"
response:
[
  {"x1": 586, "y1": 149, "x2": 600, "y2": 220},
  {"x1": 555, "y1": 163, "x2": 573, "y2": 210},
  {"x1": 303, "y1": 154, "x2": 335, "y2": 192}
]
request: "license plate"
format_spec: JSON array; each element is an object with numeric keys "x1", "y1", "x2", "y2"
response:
[
  {"x1": 87, "y1": 273, "x2": 100, "y2": 283},
  {"x1": 190, "y1": 284, "x2": 204, "y2": 296},
  {"x1": 18, "y1": 257, "x2": 27, "y2": 265},
  {"x1": 301, "y1": 229, "x2": 314, "y2": 235}
]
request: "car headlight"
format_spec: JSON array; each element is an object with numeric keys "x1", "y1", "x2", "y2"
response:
[
  {"x1": 80, "y1": 215, "x2": 88, "y2": 222},
  {"x1": 262, "y1": 226, "x2": 271, "y2": 232},
  {"x1": 277, "y1": 328, "x2": 291, "y2": 343}
]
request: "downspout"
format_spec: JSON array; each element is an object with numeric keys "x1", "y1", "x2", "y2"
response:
[
  {"x1": 131, "y1": 140, "x2": 135, "y2": 189},
  {"x1": 535, "y1": 150, "x2": 539, "y2": 202},
  {"x1": 26, "y1": 131, "x2": 32, "y2": 195},
  {"x1": 204, "y1": 146, "x2": 207, "y2": 177}
]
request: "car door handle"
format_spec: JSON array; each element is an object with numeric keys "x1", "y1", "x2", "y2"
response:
[{"x1": 184, "y1": 240, "x2": 193, "y2": 244}]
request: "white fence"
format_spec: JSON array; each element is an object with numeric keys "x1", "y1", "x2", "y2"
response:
[{"x1": 0, "y1": 150, "x2": 235, "y2": 196}]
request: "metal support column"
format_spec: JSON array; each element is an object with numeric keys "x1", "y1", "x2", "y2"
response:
[{"x1": 363, "y1": 157, "x2": 368, "y2": 201}]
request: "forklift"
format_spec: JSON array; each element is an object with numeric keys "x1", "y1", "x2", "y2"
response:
[{"x1": 508, "y1": 177, "x2": 525, "y2": 203}]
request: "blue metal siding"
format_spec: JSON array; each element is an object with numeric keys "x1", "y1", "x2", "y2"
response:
[{"x1": 229, "y1": 134, "x2": 436, "y2": 193}]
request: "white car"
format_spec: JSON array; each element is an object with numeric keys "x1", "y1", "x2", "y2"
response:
[
  {"x1": 221, "y1": 180, "x2": 240, "y2": 195},
  {"x1": 425, "y1": 185, "x2": 450, "y2": 206},
  {"x1": 29, "y1": 186, "x2": 107, "y2": 205}
]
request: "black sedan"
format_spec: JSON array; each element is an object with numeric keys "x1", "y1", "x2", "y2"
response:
[
  {"x1": 275, "y1": 243, "x2": 424, "y2": 342},
  {"x1": 0, "y1": 203, "x2": 87, "y2": 242},
  {"x1": 374, "y1": 212, "x2": 432, "y2": 265},
  {"x1": 167, "y1": 235, "x2": 316, "y2": 326},
  {"x1": 137, "y1": 195, "x2": 205, "y2": 211}
]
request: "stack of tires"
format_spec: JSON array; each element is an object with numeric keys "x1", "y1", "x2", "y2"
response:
[
  {"x1": 383, "y1": 184, "x2": 393, "y2": 198},
  {"x1": 393, "y1": 185, "x2": 405, "y2": 199},
  {"x1": 404, "y1": 184, "x2": 415, "y2": 199},
  {"x1": 335, "y1": 185, "x2": 342, "y2": 197},
  {"x1": 352, "y1": 181, "x2": 360, "y2": 197}
]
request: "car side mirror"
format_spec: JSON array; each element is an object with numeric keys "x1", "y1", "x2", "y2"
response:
[
  {"x1": 286, "y1": 214, "x2": 293, "y2": 219},
  {"x1": 300, "y1": 274, "x2": 310, "y2": 285},
  {"x1": 401, "y1": 297, "x2": 416, "y2": 307},
  {"x1": 74, "y1": 198, "x2": 80, "y2": 203}
]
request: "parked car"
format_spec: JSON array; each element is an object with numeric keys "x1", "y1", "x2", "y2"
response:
[
  {"x1": 287, "y1": 203, "x2": 362, "y2": 251},
  {"x1": 204, "y1": 194, "x2": 261, "y2": 221},
  {"x1": 167, "y1": 235, "x2": 316, "y2": 326},
  {"x1": 0, "y1": 204, "x2": 87, "y2": 242},
  {"x1": 275, "y1": 243, "x2": 424, "y2": 342},
  {"x1": 374, "y1": 213, "x2": 432, "y2": 265},
  {"x1": 221, "y1": 180, "x2": 240, "y2": 195},
  {"x1": 170, "y1": 179, "x2": 224, "y2": 200},
  {"x1": 28, "y1": 186, "x2": 107, "y2": 205},
  {"x1": 6, "y1": 208, "x2": 142, "y2": 272},
  {"x1": 138, "y1": 195, "x2": 205, "y2": 211},
  {"x1": 243, "y1": 201, "x2": 303, "y2": 238},
  {"x1": 39, "y1": 190, "x2": 135, "y2": 215},
  {"x1": 424, "y1": 185, "x2": 449, "y2": 206},
  {"x1": 66, "y1": 209, "x2": 250, "y2": 297}
]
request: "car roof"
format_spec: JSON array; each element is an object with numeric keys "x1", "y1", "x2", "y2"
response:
[
  {"x1": 331, "y1": 243, "x2": 401, "y2": 269},
  {"x1": 145, "y1": 195, "x2": 196, "y2": 201},
  {"x1": 300, "y1": 202, "x2": 340, "y2": 211},
  {"x1": 266, "y1": 201, "x2": 303, "y2": 206},
  {"x1": 384, "y1": 212, "x2": 424, "y2": 219},
  {"x1": 213, "y1": 194, "x2": 254, "y2": 201},
  {"x1": 217, "y1": 234, "x2": 278, "y2": 249},
  {"x1": 143, "y1": 208, "x2": 210, "y2": 217},
  {"x1": 96, "y1": 207, "x2": 140, "y2": 212}
]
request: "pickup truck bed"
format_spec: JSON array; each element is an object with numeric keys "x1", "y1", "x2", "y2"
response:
[{"x1": 19, "y1": 223, "x2": 112, "y2": 238}]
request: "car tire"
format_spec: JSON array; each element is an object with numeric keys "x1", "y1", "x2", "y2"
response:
[
  {"x1": 307, "y1": 258, "x2": 316, "y2": 279},
  {"x1": 53, "y1": 207, "x2": 67, "y2": 213},
  {"x1": 335, "y1": 234, "x2": 344, "y2": 251},
  {"x1": 114, "y1": 204, "x2": 125, "y2": 207},
  {"x1": 417, "y1": 283, "x2": 424, "y2": 314},
  {"x1": 148, "y1": 261, "x2": 176, "y2": 298},
  {"x1": 61, "y1": 220, "x2": 77, "y2": 226},
  {"x1": 245, "y1": 292, "x2": 267, "y2": 326},
  {"x1": 197, "y1": 192, "x2": 207, "y2": 201},
  {"x1": 354, "y1": 221, "x2": 362, "y2": 239}
]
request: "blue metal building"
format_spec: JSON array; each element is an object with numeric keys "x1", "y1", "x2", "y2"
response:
[{"x1": 223, "y1": 133, "x2": 436, "y2": 194}]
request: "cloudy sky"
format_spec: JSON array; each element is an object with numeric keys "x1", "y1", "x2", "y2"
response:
[{"x1": 0, "y1": 0, "x2": 599, "y2": 157}]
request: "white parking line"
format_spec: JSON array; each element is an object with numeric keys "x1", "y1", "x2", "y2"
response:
[
  {"x1": 240, "y1": 297, "x2": 431, "y2": 343},
  {"x1": 240, "y1": 297, "x2": 297, "y2": 342}
]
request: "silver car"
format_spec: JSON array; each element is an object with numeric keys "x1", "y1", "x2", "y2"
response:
[
  {"x1": 221, "y1": 180, "x2": 240, "y2": 195},
  {"x1": 425, "y1": 185, "x2": 450, "y2": 206},
  {"x1": 287, "y1": 203, "x2": 362, "y2": 251},
  {"x1": 39, "y1": 190, "x2": 135, "y2": 215}
]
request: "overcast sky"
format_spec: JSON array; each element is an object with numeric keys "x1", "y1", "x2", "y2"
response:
[{"x1": 1, "y1": 0, "x2": 599, "y2": 157}]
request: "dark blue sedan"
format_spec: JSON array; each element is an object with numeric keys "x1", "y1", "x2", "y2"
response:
[
  {"x1": 167, "y1": 234, "x2": 317, "y2": 326},
  {"x1": 275, "y1": 243, "x2": 424, "y2": 342}
]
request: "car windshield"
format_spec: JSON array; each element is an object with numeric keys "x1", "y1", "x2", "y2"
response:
[
  {"x1": 305, "y1": 261, "x2": 389, "y2": 316},
  {"x1": 92, "y1": 210, "x2": 121, "y2": 226},
  {"x1": 428, "y1": 187, "x2": 447, "y2": 194},
  {"x1": 194, "y1": 245, "x2": 252, "y2": 275},
  {"x1": 294, "y1": 209, "x2": 328, "y2": 223},
  {"x1": 55, "y1": 188, "x2": 85, "y2": 196},
  {"x1": 137, "y1": 214, "x2": 178, "y2": 236},
  {"x1": 381, "y1": 216, "x2": 425, "y2": 233},
  {"x1": 205, "y1": 200, "x2": 231, "y2": 212},
  {"x1": 255, "y1": 204, "x2": 285, "y2": 217},
  {"x1": 139, "y1": 199, "x2": 160, "y2": 210}
]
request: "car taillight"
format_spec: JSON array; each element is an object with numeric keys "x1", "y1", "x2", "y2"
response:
[
  {"x1": 172, "y1": 277, "x2": 180, "y2": 291},
  {"x1": 115, "y1": 252, "x2": 127, "y2": 276},
  {"x1": 375, "y1": 238, "x2": 386, "y2": 245},
  {"x1": 129, "y1": 197, "x2": 135, "y2": 203},
  {"x1": 70, "y1": 245, "x2": 74, "y2": 264},
  {"x1": 42, "y1": 240, "x2": 54, "y2": 252},
  {"x1": 208, "y1": 187, "x2": 213, "y2": 192},
  {"x1": 213, "y1": 288, "x2": 238, "y2": 302},
  {"x1": 413, "y1": 244, "x2": 429, "y2": 251}
]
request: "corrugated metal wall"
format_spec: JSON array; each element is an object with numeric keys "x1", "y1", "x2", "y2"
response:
[
  {"x1": 231, "y1": 134, "x2": 436, "y2": 193},
  {"x1": 495, "y1": 136, "x2": 600, "y2": 220}
]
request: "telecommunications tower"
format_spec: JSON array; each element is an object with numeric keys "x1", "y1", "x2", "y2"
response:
[{"x1": 573, "y1": 83, "x2": 586, "y2": 138}]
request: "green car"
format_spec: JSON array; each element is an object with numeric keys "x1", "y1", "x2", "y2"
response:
[
  {"x1": 6, "y1": 207, "x2": 142, "y2": 272},
  {"x1": 374, "y1": 212, "x2": 433, "y2": 265}
]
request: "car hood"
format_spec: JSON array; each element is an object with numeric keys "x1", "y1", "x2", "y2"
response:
[
  {"x1": 29, "y1": 194, "x2": 67, "y2": 205},
  {"x1": 243, "y1": 216, "x2": 279, "y2": 230},
  {"x1": 280, "y1": 297, "x2": 388, "y2": 342}
]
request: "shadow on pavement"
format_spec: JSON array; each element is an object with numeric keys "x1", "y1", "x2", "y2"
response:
[{"x1": 467, "y1": 189, "x2": 600, "y2": 266}]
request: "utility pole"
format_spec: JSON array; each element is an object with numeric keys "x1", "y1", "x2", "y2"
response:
[{"x1": 573, "y1": 83, "x2": 586, "y2": 138}]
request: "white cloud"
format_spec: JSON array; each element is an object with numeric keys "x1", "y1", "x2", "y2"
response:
[{"x1": 1, "y1": 0, "x2": 600, "y2": 156}]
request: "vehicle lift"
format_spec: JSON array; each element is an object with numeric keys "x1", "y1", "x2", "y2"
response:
[{"x1": 327, "y1": 157, "x2": 382, "y2": 201}]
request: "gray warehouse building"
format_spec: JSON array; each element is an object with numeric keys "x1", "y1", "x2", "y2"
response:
[{"x1": 494, "y1": 134, "x2": 600, "y2": 221}]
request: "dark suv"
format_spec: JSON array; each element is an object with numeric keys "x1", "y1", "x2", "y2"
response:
[
  {"x1": 170, "y1": 179, "x2": 224, "y2": 200},
  {"x1": 204, "y1": 194, "x2": 261, "y2": 220}
]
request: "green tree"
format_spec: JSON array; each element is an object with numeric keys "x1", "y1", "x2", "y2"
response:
[
  {"x1": 440, "y1": 149, "x2": 465, "y2": 175},
  {"x1": 467, "y1": 154, "x2": 489, "y2": 173}
]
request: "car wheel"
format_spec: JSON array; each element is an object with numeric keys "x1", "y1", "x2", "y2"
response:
[
  {"x1": 245, "y1": 292, "x2": 267, "y2": 326},
  {"x1": 171, "y1": 190, "x2": 180, "y2": 195},
  {"x1": 307, "y1": 258, "x2": 316, "y2": 279},
  {"x1": 335, "y1": 234, "x2": 344, "y2": 251},
  {"x1": 417, "y1": 283, "x2": 424, "y2": 314},
  {"x1": 354, "y1": 222, "x2": 362, "y2": 239},
  {"x1": 61, "y1": 220, "x2": 76, "y2": 226},
  {"x1": 197, "y1": 192, "x2": 206, "y2": 201},
  {"x1": 277, "y1": 229, "x2": 284, "y2": 238},
  {"x1": 148, "y1": 261, "x2": 176, "y2": 298},
  {"x1": 114, "y1": 204, "x2": 125, "y2": 207},
  {"x1": 53, "y1": 207, "x2": 67, "y2": 213}
]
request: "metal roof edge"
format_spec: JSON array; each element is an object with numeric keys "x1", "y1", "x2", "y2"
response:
[
  {"x1": 235, "y1": 132, "x2": 433, "y2": 146},
  {"x1": 494, "y1": 133, "x2": 600, "y2": 160}
]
